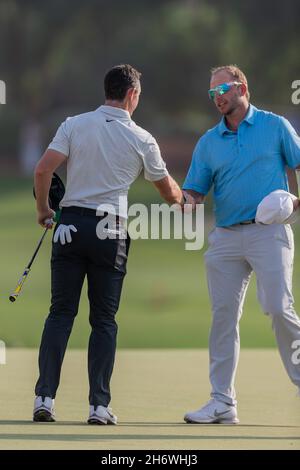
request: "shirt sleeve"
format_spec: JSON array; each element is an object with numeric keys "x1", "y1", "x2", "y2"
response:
[
  {"x1": 48, "y1": 119, "x2": 71, "y2": 156},
  {"x1": 141, "y1": 137, "x2": 169, "y2": 181},
  {"x1": 280, "y1": 117, "x2": 300, "y2": 169},
  {"x1": 182, "y1": 137, "x2": 213, "y2": 194}
]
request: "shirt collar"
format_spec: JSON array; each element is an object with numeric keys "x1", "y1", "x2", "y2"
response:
[
  {"x1": 97, "y1": 105, "x2": 131, "y2": 120},
  {"x1": 218, "y1": 118, "x2": 230, "y2": 136},
  {"x1": 218, "y1": 104, "x2": 257, "y2": 135},
  {"x1": 243, "y1": 104, "x2": 257, "y2": 125}
]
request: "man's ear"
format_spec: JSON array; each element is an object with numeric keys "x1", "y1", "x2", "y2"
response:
[
  {"x1": 126, "y1": 87, "x2": 135, "y2": 100},
  {"x1": 239, "y1": 83, "x2": 247, "y2": 97}
]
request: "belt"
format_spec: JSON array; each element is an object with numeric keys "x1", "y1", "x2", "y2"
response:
[
  {"x1": 238, "y1": 219, "x2": 256, "y2": 225},
  {"x1": 62, "y1": 206, "x2": 120, "y2": 222}
]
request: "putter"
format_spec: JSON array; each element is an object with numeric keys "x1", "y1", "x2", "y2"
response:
[
  {"x1": 9, "y1": 173, "x2": 65, "y2": 302},
  {"x1": 9, "y1": 224, "x2": 51, "y2": 302}
]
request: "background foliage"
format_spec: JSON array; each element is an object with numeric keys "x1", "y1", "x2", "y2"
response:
[{"x1": 0, "y1": 0, "x2": 300, "y2": 347}]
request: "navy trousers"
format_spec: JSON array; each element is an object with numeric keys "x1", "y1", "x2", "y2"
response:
[{"x1": 35, "y1": 207, "x2": 130, "y2": 406}]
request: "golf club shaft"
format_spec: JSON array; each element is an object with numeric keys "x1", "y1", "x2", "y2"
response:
[
  {"x1": 9, "y1": 226, "x2": 49, "y2": 302},
  {"x1": 27, "y1": 226, "x2": 49, "y2": 269}
]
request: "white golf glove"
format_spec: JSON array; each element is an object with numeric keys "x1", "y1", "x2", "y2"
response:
[{"x1": 53, "y1": 224, "x2": 77, "y2": 245}]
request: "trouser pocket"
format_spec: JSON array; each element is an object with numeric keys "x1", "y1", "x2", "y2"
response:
[{"x1": 114, "y1": 235, "x2": 131, "y2": 273}]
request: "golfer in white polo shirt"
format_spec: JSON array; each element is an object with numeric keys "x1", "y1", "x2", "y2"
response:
[{"x1": 33, "y1": 64, "x2": 184, "y2": 424}]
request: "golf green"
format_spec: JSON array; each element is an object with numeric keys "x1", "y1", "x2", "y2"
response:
[{"x1": 0, "y1": 349, "x2": 299, "y2": 450}]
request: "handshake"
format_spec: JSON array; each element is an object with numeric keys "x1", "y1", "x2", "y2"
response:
[{"x1": 180, "y1": 190, "x2": 202, "y2": 211}]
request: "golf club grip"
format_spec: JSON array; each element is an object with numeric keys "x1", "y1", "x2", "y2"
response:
[{"x1": 9, "y1": 268, "x2": 31, "y2": 302}]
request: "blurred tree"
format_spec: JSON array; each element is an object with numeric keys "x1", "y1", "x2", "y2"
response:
[{"x1": 0, "y1": 0, "x2": 299, "y2": 170}]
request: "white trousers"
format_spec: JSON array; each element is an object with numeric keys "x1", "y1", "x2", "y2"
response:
[{"x1": 204, "y1": 223, "x2": 300, "y2": 405}]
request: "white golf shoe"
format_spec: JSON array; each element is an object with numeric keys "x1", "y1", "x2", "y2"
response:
[
  {"x1": 33, "y1": 396, "x2": 55, "y2": 422},
  {"x1": 87, "y1": 405, "x2": 117, "y2": 425},
  {"x1": 184, "y1": 398, "x2": 239, "y2": 424}
]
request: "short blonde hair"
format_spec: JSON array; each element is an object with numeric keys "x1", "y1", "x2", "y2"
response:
[{"x1": 211, "y1": 65, "x2": 250, "y2": 101}]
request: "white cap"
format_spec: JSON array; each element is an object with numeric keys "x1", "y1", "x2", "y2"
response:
[{"x1": 255, "y1": 190, "x2": 300, "y2": 225}]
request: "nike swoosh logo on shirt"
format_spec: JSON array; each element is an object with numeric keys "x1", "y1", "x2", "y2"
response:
[{"x1": 106, "y1": 119, "x2": 114, "y2": 122}]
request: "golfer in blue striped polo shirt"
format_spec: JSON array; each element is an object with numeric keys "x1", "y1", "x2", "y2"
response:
[{"x1": 183, "y1": 65, "x2": 300, "y2": 424}]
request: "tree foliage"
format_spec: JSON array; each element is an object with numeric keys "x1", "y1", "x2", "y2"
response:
[{"x1": 0, "y1": 0, "x2": 299, "y2": 157}]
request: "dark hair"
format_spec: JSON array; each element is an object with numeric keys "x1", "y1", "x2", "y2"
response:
[{"x1": 104, "y1": 64, "x2": 141, "y2": 100}]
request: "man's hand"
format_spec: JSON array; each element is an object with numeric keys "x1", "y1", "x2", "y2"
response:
[
  {"x1": 37, "y1": 207, "x2": 55, "y2": 228},
  {"x1": 293, "y1": 198, "x2": 300, "y2": 211},
  {"x1": 181, "y1": 190, "x2": 197, "y2": 212}
]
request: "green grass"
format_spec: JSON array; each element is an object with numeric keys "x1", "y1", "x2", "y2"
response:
[
  {"x1": 0, "y1": 349, "x2": 299, "y2": 450},
  {"x1": 1, "y1": 177, "x2": 300, "y2": 348}
]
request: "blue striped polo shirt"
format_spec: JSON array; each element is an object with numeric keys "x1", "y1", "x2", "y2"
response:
[{"x1": 183, "y1": 105, "x2": 300, "y2": 227}]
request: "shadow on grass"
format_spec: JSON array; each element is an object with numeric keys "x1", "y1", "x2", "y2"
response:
[
  {"x1": 0, "y1": 420, "x2": 300, "y2": 429},
  {"x1": 0, "y1": 421, "x2": 300, "y2": 442},
  {"x1": 0, "y1": 433, "x2": 299, "y2": 442}
]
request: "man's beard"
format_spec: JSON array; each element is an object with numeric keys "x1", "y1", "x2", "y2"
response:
[{"x1": 224, "y1": 103, "x2": 237, "y2": 116}]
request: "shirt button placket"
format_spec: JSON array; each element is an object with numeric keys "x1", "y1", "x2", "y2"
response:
[{"x1": 238, "y1": 128, "x2": 244, "y2": 150}]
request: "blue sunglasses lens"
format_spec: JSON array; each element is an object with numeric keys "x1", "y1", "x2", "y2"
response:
[{"x1": 208, "y1": 83, "x2": 231, "y2": 100}]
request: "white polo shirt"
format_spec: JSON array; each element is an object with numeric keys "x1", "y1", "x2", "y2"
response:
[{"x1": 48, "y1": 105, "x2": 168, "y2": 218}]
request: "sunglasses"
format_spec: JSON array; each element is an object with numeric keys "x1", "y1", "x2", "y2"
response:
[{"x1": 208, "y1": 81, "x2": 242, "y2": 100}]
